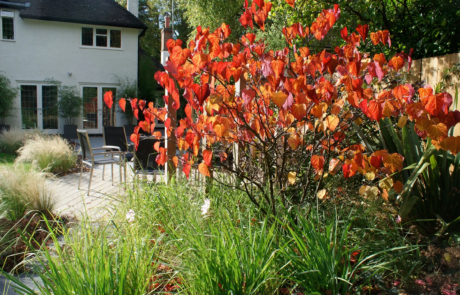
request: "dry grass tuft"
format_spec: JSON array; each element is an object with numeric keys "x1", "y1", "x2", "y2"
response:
[
  {"x1": 0, "y1": 166, "x2": 54, "y2": 221},
  {"x1": 0, "y1": 128, "x2": 41, "y2": 154},
  {"x1": 16, "y1": 135, "x2": 77, "y2": 174}
]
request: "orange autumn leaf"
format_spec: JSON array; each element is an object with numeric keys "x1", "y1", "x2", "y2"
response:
[
  {"x1": 170, "y1": 46, "x2": 191, "y2": 68},
  {"x1": 285, "y1": 0, "x2": 295, "y2": 8},
  {"x1": 311, "y1": 155, "x2": 325, "y2": 171},
  {"x1": 426, "y1": 122, "x2": 448, "y2": 142},
  {"x1": 203, "y1": 149, "x2": 213, "y2": 167},
  {"x1": 198, "y1": 162, "x2": 211, "y2": 177},
  {"x1": 291, "y1": 103, "x2": 307, "y2": 121},
  {"x1": 288, "y1": 135, "x2": 301, "y2": 150},
  {"x1": 388, "y1": 56, "x2": 405, "y2": 71},
  {"x1": 439, "y1": 136, "x2": 460, "y2": 155},
  {"x1": 393, "y1": 180, "x2": 404, "y2": 194},
  {"x1": 271, "y1": 59, "x2": 285, "y2": 79},
  {"x1": 271, "y1": 91, "x2": 288, "y2": 109},
  {"x1": 374, "y1": 150, "x2": 404, "y2": 173},
  {"x1": 172, "y1": 156, "x2": 179, "y2": 168},
  {"x1": 154, "y1": 141, "x2": 161, "y2": 152},
  {"x1": 325, "y1": 115, "x2": 339, "y2": 131},
  {"x1": 118, "y1": 98, "x2": 126, "y2": 112}
]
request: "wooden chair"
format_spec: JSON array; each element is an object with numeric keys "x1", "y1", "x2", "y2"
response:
[{"x1": 77, "y1": 130, "x2": 125, "y2": 196}]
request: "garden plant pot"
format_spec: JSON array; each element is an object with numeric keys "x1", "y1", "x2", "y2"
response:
[{"x1": 63, "y1": 125, "x2": 78, "y2": 140}]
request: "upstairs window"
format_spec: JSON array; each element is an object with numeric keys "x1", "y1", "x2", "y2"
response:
[
  {"x1": 1, "y1": 10, "x2": 14, "y2": 40},
  {"x1": 81, "y1": 27, "x2": 121, "y2": 48}
]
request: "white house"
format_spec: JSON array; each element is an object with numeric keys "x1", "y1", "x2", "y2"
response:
[{"x1": 0, "y1": 0, "x2": 146, "y2": 134}]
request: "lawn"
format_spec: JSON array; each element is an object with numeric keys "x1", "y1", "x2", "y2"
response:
[{"x1": 0, "y1": 152, "x2": 16, "y2": 167}]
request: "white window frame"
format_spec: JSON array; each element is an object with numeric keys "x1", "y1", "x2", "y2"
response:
[
  {"x1": 80, "y1": 27, "x2": 122, "y2": 50},
  {"x1": 1, "y1": 9, "x2": 15, "y2": 41}
]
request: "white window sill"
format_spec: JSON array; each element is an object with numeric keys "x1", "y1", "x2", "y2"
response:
[
  {"x1": 1, "y1": 39, "x2": 15, "y2": 42},
  {"x1": 80, "y1": 46, "x2": 123, "y2": 51}
]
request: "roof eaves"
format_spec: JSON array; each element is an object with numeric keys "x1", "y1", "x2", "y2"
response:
[{"x1": 0, "y1": 0, "x2": 30, "y2": 9}]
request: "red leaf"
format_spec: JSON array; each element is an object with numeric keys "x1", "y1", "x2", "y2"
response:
[
  {"x1": 185, "y1": 103, "x2": 192, "y2": 120},
  {"x1": 370, "y1": 155, "x2": 382, "y2": 169},
  {"x1": 203, "y1": 149, "x2": 213, "y2": 167},
  {"x1": 155, "y1": 147, "x2": 168, "y2": 166},
  {"x1": 191, "y1": 83, "x2": 210, "y2": 106},
  {"x1": 340, "y1": 27, "x2": 348, "y2": 42},
  {"x1": 311, "y1": 155, "x2": 325, "y2": 171},
  {"x1": 182, "y1": 163, "x2": 191, "y2": 179},
  {"x1": 118, "y1": 98, "x2": 126, "y2": 112},
  {"x1": 103, "y1": 91, "x2": 113, "y2": 109},
  {"x1": 356, "y1": 24, "x2": 368, "y2": 41}
]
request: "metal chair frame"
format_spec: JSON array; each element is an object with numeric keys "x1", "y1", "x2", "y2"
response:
[
  {"x1": 132, "y1": 137, "x2": 164, "y2": 183},
  {"x1": 102, "y1": 126, "x2": 133, "y2": 182},
  {"x1": 77, "y1": 129, "x2": 125, "y2": 196}
]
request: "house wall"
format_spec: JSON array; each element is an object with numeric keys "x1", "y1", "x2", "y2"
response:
[{"x1": 0, "y1": 12, "x2": 142, "y2": 133}]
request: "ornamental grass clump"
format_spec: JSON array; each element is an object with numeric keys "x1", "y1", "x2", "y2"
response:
[
  {"x1": 0, "y1": 166, "x2": 54, "y2": 221},
  {"x1": 16, "y1": 135, "x2": 77, "y2": 174},
  {"x1": 1, "y1": 215, "x2": 171, "y2": 294},
  {"x1": 0, "y1": 128, "x2": 40, "y2": 154}
]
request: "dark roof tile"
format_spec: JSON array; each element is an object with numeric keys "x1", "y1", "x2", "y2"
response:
[{"x1": 11, "y1": 0, "x2": 146, "y2": 29}]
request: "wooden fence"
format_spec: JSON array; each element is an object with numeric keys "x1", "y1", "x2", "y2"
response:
[{"x1": 407, "y1": 52, "x2": 460, "y2": 135}]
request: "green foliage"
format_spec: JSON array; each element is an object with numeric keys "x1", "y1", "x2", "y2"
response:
[
  {"x1": 56, "y1": 86, "x2": 83, "y2": 125},
  {"x1": 0, "y1": 74, "x2": 18, "y2": 125},
  {"x1": 2, "y1": 217, "x2": 162, "y2": 295},
  {"x1": 177, "y1": 0, "x2": 246, "y2": 41},
  {"x1": 0, "y1": 152, "x2": 15, "y2": 166},
  {"x1": 378, "y1": 118, "x2": 460, "y2": 239}
]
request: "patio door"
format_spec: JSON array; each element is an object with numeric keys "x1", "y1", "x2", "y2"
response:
[
  {"x1": 20, "y1": 85, "x2": 59, "y2": 134},
  {"x1": 82, "y1": 86, "x2": 117, "y2": 134}
]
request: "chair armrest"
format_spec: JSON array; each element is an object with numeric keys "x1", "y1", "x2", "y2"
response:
[
  {"x1": 93, "y1": 151, "x2": 124, "y2": 156},
  {"x1": 92, "y1": 147, "x2": 113, "y2": 151},
  {"x1": 101, "y1": 145, "x2": 122, "y2": 151}
]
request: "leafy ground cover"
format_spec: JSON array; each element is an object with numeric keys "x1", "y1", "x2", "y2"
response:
[{"x1": 2, "y1": 180, "x2": 459, "y2": 294}]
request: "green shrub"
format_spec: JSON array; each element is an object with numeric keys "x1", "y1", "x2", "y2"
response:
[
  {"x1": 56, "y1": 86, "x2": 83, "y2": 125},
  {"x1": 0, "y1": 74, "x2": 18, "y2": 126},
  {"x1": 15, "y1": 135, "x2": 77, "y2": 174},
  {"x1": 0, "y1": 166, "x2": 53, "y2": 221}
]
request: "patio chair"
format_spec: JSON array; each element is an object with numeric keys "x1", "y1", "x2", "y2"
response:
[
  {"x1": 102, "y1": 126, "x2": 134, "y2": 181},
  {"x1": 133, "y1": 137, "x2": 164, "y2": 182},
  {"x1": 77, "y1": 129, "x2": 125, "y2": 196}
]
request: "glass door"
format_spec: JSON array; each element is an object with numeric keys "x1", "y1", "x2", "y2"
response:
[
  {"x1": 41, "y1": 85, "x2": 59, "y2": 133},
  {"x1": 20, "y1": 85, "x2": 59, "y2": 133},
  {"x1": 82, "y1": 87, "x2": 100, "y2": 133},
  {"x1": 20, "y1": 85, "x2": 38, "y2": 129}
]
